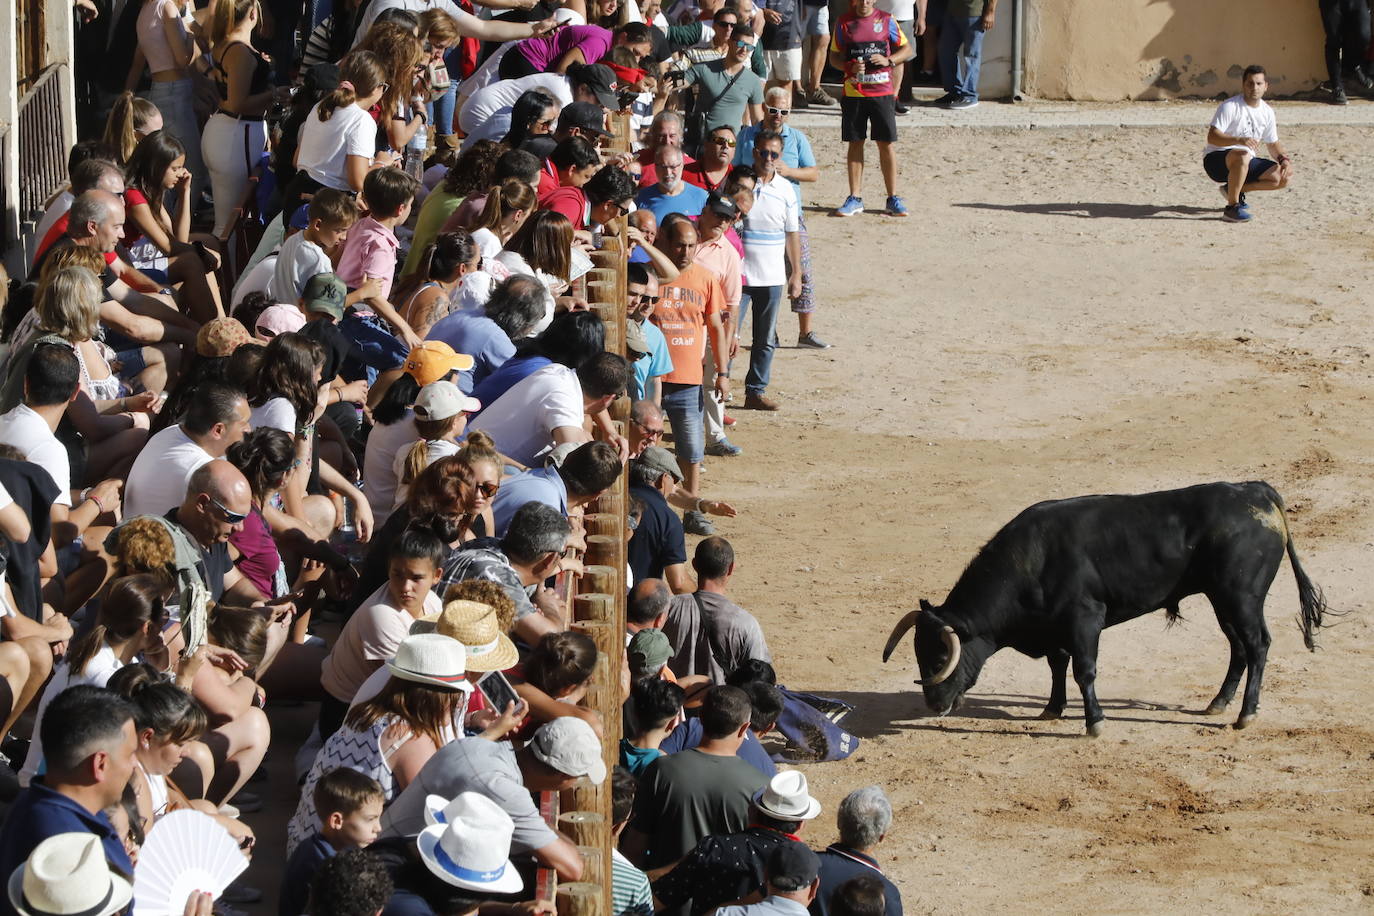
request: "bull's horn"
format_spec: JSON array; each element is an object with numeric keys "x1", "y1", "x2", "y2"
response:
[
  {"x1": 881, "y1": 609, "x2": 920, "y2": 662},
  {"x1": 918, "y1": 626, "x2": 962, "y2": 686}
]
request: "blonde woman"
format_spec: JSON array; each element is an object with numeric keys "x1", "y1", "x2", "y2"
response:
[{"x1": 102, "y1": 92, "x2": 165, "y2": 166}]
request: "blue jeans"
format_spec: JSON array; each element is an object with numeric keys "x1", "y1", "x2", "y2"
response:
[
  {"x1": 741, "y1": 285, "x2": 783, "y2": 397},
  {"x1": 427, "y1": 79, "x2": 457, "y2": 143},
  {"x1": 661, "y1": 382, "x2": 705, "y2": 466},
  {"x1": 939, "y1": 13, "x2": 986, "y2": 100},
  {"x1": 340, "y1": 312, "x2": 409, "y2": 385}
]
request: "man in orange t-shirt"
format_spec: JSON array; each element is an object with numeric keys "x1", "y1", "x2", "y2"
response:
[{"x1": 650, "y1": 213, "x2": 731, "y2": 506}]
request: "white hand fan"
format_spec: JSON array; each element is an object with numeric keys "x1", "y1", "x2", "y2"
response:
[{"x1": 134, "y1": 809, "x2": 249, "y2": 916}]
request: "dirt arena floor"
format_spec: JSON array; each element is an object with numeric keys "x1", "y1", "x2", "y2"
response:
[{"x1": 702, "y1": 120, "x2": 1374, "y2": 914}]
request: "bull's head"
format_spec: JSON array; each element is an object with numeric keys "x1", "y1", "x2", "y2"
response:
[{"x1": 881, "y1": 599, "x2": 980, "y2": 715}]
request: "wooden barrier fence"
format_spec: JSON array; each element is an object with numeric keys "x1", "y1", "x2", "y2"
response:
[{"x1": 538, "y1": 109, "x2": 634, "y2": 916}]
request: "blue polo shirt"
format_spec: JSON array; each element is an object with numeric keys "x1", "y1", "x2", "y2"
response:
[
  {"x1": 733, "y1": 124, "x2": 816, "y2": 205},
  {"x1": 635, "y1": 182, "x2": 710, "y2": 223},
  {"x1": 0, "y1": 782, "x2": 133, "y2": 916},
  {"x1": 490, "y1": 465, "x2": 569, "y2": 537},
  {"x1": 633, "y1": 320, "x2": 675, "y2": 402},
  {"x1": 426, "y1": 309, "x2": 517, "y2": 395},
  {"x1": 279, "y1": 831, "x2": 336, "y2": 916},
  {"x1": 658, "y1": 716, "x2": 778, "y2": 778}
]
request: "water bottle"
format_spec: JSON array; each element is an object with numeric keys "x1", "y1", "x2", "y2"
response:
[{"x1": 409, "y1": 96, "x2": 428, "y2": 160}]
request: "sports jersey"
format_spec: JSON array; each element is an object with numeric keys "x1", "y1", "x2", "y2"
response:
[{"x1": 830, "y1": 9, "x2": 907, "y2": 97}]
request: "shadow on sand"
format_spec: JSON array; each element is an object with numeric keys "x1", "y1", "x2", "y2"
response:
[
  {"x1": 818, "y1": 689, "x2": 1231, "y2": 740},
  {"x1": 953, "y1": 201, "x2": 1219, "y2": 220}
]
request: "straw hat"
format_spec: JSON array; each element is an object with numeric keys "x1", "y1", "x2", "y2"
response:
[
  {"x1": 753, "y1": 771, "x2": 822, "y2": 821},
  {"x1": 440, "y1": 610, "x2": 517, "y2": 672},
  {"x1": 384, "y1": 634, "x2": 470, "y2": 689},
  {"x1": 8, "y1": 833, "x2": 133, "y2": 916},
  {"x1": 418, "y1": 793, "x2": 523, "y2": 893}
]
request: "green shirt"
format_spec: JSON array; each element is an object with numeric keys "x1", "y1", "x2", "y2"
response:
[
  {"x1": 947, "y1": 0, "x2": 987, "y2": 18},
  {"x1": 684, "y1": 59, "x2": 765, "y2": 134},
  {"x1": 628, "y1": 748, "x2": 768, "y2": 869},
  {"x1": 402, "y1": 186, "x2": 466, "y2": 277}
]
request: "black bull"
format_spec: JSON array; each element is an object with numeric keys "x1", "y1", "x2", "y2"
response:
[{"x1": 882, "y1": 481, "x2": 1328, "y2": 735}]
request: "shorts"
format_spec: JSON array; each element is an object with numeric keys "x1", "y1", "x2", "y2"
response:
[
  {"x1": 766, "y1": 47, "x2": 803, "y2": 81},
  {"x1": 801, "y1": 2, "x2": 829, "y2": 36},
  {"x1": 339, "y1": 311, "x2": 408, "y2": 385},
  {"x1": 57, "y1": 537, "x2": 85, "y2": 578},
  {"x1": 895, "y1": 19, "x2": 915, "y2": 56},
  {"x1": 113, "y1": 347, "x2": 148, "y2": 382},
  {"x1": 926, "y1": 0, "x2": 947, "y2": 23},
  {"x1": 1203, "y1": 150, "x2": 1278, "y2": 184},
  {"x1": 840, "y1": 94, "x2": 898, "y2": 143}
]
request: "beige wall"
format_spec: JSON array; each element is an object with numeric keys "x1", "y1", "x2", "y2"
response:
[{"x1": 1024, "y1": 0, "x2": 1330, "y2": 101}]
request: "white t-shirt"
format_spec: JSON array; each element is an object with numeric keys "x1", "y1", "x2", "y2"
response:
[
  {"x1": 876, "y1": 0, "x2": 915, "y2": 22},
  {"x1": 31, "y1": 192, "x2": 74, "y2": 269},
  {"x1": 740, "y1": 171, "x2": 800, "y2": 288},
  {"x1": 233, "y1": 253, "x2": 279, "y2": 308},
  {"x1": 390, "y1": 438, "x2": 460, "y2": 509},
  {"x1": 297, "y1": 102, "x2": 377, "y2": 190},
  {"x1": 363, "y1": 413, "x2": 420, "y2": 526},
  {"x1": 470, "y1": 363, "x2": 584, "y2": 467},
  {"x1": 251, "y1": 397, "x2": 297, "y2": 435},
  {"x1": 471, "y1": 227, "x2": 504, "y2": 262},
  {"x1": 272, "y1": 233, "x2": 334, "y2": 304},
  {"x1": 1204, "y1": 95, "x2": 1278, "y2": 154},
  {"x1": 124, "y1": 425, "x2": 215, "y2": 519},
  {"x1": 459, "y1": 73, "x2": 573, "y2": 146},
  {"x1": 0, "y1": 405, "x2": 71, "y2": 506},
  {"x1": 20, "y1": 645, "x2": 124, "y2": 786}
]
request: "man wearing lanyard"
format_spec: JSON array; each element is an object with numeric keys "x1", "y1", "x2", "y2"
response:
[
  {"x1": 734, "y1": 89, "x2": 828, "y2": 350},
  {"x1": 813, "y1": 786, "x2": 903, "y2": 916}
]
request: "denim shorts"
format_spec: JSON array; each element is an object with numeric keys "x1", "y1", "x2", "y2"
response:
[
  {"x1": 340, "y1": 311, "x2": 408, "y2": 384},
  {"x1": 801, "y1": 2, "x2": 829, "y2": 36},
  {"x1": 661, "y1": 382, "x2": 705, "y2": 466},
  {"x1": 113, "y1": 347, "x2": 148, "y2": 380}
]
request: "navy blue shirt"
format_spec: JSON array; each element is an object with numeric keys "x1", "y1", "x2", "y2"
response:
[
  {"x1": 279, "y1": 831, "x2": 337, "y2": 916},
  {"x1": 811, "y1": 845, "x2": 902, "y2": 916},
  {"x1": 659, "y1": 717, "x2": 778, "y2": 779},
  {"x1": 0, "y1": 782, "x2": 133, "y2": 916},
  {"x1": 627, "y1": 484, "x2": 687, "y2": 585}
]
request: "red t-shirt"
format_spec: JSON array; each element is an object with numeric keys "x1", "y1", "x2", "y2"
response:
[
  {"x1": 122, "y1": 188, "x2": 151, "y2": 245},
  {"x1": 542, "y1": 186, "x2": 588, "y2": 230},
  {"x1": 683, "y1": 162, "x2": 729, "y2": 193}
]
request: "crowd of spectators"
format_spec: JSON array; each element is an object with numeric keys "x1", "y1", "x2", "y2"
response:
[{"x1": 0, "y1": 0, "x2": 908, "y2": 912}]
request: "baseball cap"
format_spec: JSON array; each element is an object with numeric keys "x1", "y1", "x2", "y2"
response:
[
  {"x1": 414, "y1": 380, "x2": 480, "y2": 421},
  {"x1": 624, "y1": 317, "x2": 650, "y2": 358},
  {"x1": 403, "y1": 341, "x2": 475, "y2": 386},
  {"x1": 195, "y1": 317, "x2": 252, "y2": 358},
  {"x1": 636, "y1": 446, "x2": 683, "y2": 483},
  {"x1": 705, "y1": 193, "x2": 739, "y2": 220},
  {"x1": 564, "y1": 64, "x2": 621, "y2": 119},
  {"x1": 528, "y1": 717, "x2": 607, "y2": 785},
  {"x1": 766, "y1": 842, "x2": 820, "y2": 888},
  {"x1": 255, "y1": 304, "x2": 306, "y2": 339},
  {"x1": 302, "y1": 272, "x2": 347, "y2": 320},
  {"x1": 628, "y1": 628, "x2": 672, "y2": 679},
  {"x1": 288, "y1": 203, "x2": 312, "y2": 230}
]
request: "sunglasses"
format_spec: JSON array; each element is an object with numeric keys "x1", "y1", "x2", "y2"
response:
[
  {"x1": 633, "y1": 417, "x2": 664, "y2": 438},
  {"x1": 715, "y1": 19, "x2": 737, "y2": 27},
  {"x1": 208, "y1": 496, "x2": 248, "y2": 524},
  {"x1": 754, "y1": 149, "x2": 781, "y2": 159},
  {"x1": 765, "y1": 106, "x2": 790, "y2": 117},
  {"x1": 629, "y1": 291, "x2": 660, "y2": 304},
  {"x1": 615, "y1": 201, "x2": 632, "y2": 216},
  {"x1": 735, "y1": 40, "x2": 756, "y2": 50},
  {"x1": 711, "y1": 136, "x2": 737, "y2": 147},
  {"x1": 472, "y1": 481, "x2": 499, "y2": 498}
]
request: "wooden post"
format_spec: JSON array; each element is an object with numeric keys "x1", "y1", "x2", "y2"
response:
[
  {"x1": 556, "y1": 883, "x2": 604, "y2": 916},
  {"x1": 584, "y1": 534, "x2": 618, "y2": 569},
  {"x1": 574, "y1": 592, "x2": 615, "y2": 625},
  {"x1": 580, "y1": 564, "x2": 617, "y2": 595},
  {"x1": 558, "y1": 810, "x2": 606, "y2": 847}
]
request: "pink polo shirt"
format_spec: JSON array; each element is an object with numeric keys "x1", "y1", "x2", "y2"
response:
[
  {"x1": 693, "y1": 233, "x2": 742, "y2": 315},
  {"x1": 336, "y1": 216, "x2": 400, "y2": 303}
]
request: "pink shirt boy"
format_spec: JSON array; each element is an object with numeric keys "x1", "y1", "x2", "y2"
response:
[{"x1": 336, "y1": 216, "x2": 400, "y2": 307}]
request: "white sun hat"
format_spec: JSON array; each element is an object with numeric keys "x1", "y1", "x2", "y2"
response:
[
  {"x1": 8, "y1": 833, "x2": 134, "y2": 916},
  {"x1": 753, "y1": 770, "x2": 822, "y2": 821},
  {"x1": 417, "y1": 793, "x2": 523, "y2": 893}
]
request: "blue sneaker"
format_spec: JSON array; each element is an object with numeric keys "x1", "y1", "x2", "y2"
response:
[
  {"x1": 1222, "y1": 203, "x2": 1252, "y2": 223},
  {"x1": 833, "y1": 195, "x2": 864, "y2": 217},
  {"x1": 886, "y1": 195, "x2": 909, "y2": 217}
]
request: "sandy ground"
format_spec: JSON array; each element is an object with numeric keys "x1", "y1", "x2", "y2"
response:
[
  {"x1": 702, "y1": 116, "x2": 1374, "y2": 914},
  {"x1": 230, "y1": 111, "x2": 1374, "y2": 915}
]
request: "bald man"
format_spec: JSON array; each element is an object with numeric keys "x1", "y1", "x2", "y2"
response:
[{"x1": 170, "y1": 461, "x2": 267, "y2": 604}]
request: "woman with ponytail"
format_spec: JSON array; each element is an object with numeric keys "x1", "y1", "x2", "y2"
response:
[
  {"x1": 361, "y1": 340, "x2": 472, "y2": 527},
  {"x1": 288, "y1": 50, "x2": 394, "y2": 216},
  {"x1": 102, "y1": 93, "x2": 164, "y2": 166},
  {"x1": 510, "y1": 630, "x2": 603, "y2": 739},
  {"x1": 203, "y1": 0, "x2": 286, "y2": 236},
  {"x1": 499, "y1": 89, "x2": 560, "y2": 151},
  {"x1": 470, "y1": 177, "x2": 536, "y2": 262},
  {"x1": 105, "y1": 663, "x2": 253, "y2": 850},
  {"x1": 401, "y1": 139, "x2": 505, "y2": 276},
  {"x1": 19, "y1": 574, "x2": 174, "y2": 786},
  {"x1": 392, "y1": 384, "x2": 483, "y2": 510},
  {"x1": 393, "y1": 231, "x2": 481, "y2": 339}
]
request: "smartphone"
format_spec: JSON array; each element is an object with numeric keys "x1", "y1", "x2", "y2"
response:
[{"x1": 476, "y1": 670, "x2": 520, "y2": 712}]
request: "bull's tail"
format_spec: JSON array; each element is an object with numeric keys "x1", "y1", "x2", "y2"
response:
[{"x1": 1266, "y1": 484, "x2": 1331, "y2": 651}]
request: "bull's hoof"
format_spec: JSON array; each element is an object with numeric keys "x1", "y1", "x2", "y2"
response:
[
  {"x1": 1202, "y1": 699, "x2": 1230, "y2": 716},
  {"x1": 1233, "y1": 713, "x2": 1257, "y2": 730},
  {"x1": 1085, "y1": 720, "x2": 1105, "y2": 738},
  {"x1": 1038, "y1": 706, "x2": 1064, "y2": 721}
]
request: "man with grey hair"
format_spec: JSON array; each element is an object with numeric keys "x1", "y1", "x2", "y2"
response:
[
  {"x1": 637, "y1": 111, "x2": 693, "y2": 187},
  {"x1": 637, "y1": 145, "x2": 710, "y2": 222},
  {"x1": 813, "y1": 786, "x2": 902, "y2": 916},
  {"x1": 437, "y1": 501, "x2": 572, "y2": 641},
  {"x1": 427, "y1": 273, "x2": 549, "y2": 394}
]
